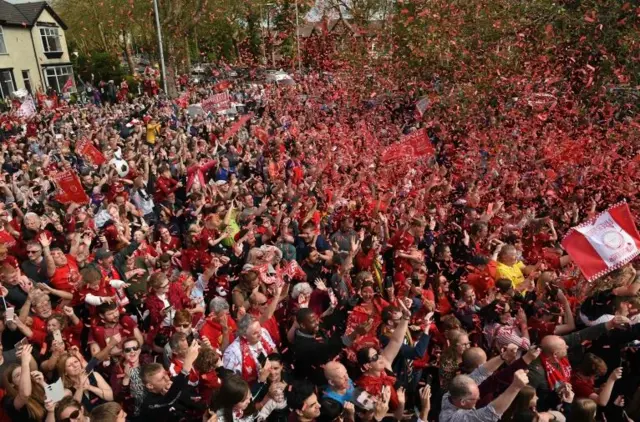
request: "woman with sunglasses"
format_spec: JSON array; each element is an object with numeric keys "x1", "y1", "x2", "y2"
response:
[
  {"x1": 55, "y1": 397, "x2": 89, "y2": 422},
  {"x1": 111, "y1": 337, "x2": 148, "y2": 418}
]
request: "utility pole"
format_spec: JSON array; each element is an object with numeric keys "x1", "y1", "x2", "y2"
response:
[
  {"x1": 153, "y1": 0, "x2": 168, "y2": 93},
  {"x1": 295, "y1": 0, "x2": 302, "y2": 73}
]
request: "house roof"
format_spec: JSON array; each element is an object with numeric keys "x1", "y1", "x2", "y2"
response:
[{"x1": 0, "y1": 0, "x2": 67, "y2": 30}]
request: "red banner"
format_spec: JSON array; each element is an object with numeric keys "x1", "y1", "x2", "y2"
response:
[
  {"x1": 53, "y1": 170, "x2": 89, "y2": 204},
  {"x1": 201, "y1": 92, "x2": 230, "y2": 113},
  {"x1": 223, "y1": 113, "x2": 254, "y2": 142},
  {"x1": 76, "y1": 139, "x2": 106, "y2": 166},
  {"x1": 562, "y1": 202, "x2": 640, "y2": 281},
  {"x1": 253, "y1": 127, "x2": 270, "y2": 144},
  {"x1": 381, "y1": 128, "x2": 434, "y2": 164}
]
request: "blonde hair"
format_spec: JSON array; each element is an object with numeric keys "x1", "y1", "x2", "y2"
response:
[{"x1": 56, "y1": 353, "x2": 82, "y2": 389}]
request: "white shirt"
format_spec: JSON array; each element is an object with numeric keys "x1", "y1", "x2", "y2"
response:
[
  {"x1": 223, "y1": 329, "x2": 276, "y2": 375},
  {"x1": 157, "y1": 294, "x2": 174, "y2": 327}
]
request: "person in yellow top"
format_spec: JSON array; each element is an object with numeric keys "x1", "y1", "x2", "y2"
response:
[
  {"x1": 494, "y1": 244, "x2": 540, "y2": 290},
  {"x1": 146, "y1": 119, "x2": 161, "y2": 144}
]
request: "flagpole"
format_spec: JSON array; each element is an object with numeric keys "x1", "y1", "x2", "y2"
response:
[{"x1": 153, "y1": 0, "x2": 168, "y2": 93}]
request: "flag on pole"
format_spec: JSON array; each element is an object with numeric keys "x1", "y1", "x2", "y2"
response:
[
  {"x1": 561, "y1": 202, "x2": 640, "y2": 281},
  {"x1": 415, "y1": 97, "x2": 430, "y2": 116}
]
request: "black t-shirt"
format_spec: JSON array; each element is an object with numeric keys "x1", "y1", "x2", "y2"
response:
[
  {"x1": 3, "y1": 394, "x2": 38, "y2": 422},
  {"x1": 580, "y1": 289, "x2": 615, "y2": 320},
  {"x1": 21, "y1": 259, "x2": 49, "y2": 285}
]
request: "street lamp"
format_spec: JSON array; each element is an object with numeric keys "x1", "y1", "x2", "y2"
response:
[
  {"x1": 295, "y1": 0, "x2": 302, "y2": 73},
  {"x1": 153, "y1": 0, "x2": 168, "y2": 93}
]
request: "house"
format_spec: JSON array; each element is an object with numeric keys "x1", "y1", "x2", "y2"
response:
[{"x1": 0, "y1": 0, "x2": 74, "y2": 99}]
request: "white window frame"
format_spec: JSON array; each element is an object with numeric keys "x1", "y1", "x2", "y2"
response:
[
  {"x1": 0, "y1": 27, "x2": 7, "y2": 55},
  {"x1": 39, "y1": 27, "x2": 62, "y2": 53},
  {"x1": 44, "y1": 65, "x2": 74, "y2": 92},
  {"x1": 0, "y1": 70, "x2": 16, "y2": 99}
]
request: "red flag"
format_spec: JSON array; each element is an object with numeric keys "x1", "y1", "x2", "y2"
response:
[
  {"x1": 62, "y1": 77, "x2": 74, "y2": 93},
  {"x1": 381, "y1": 128, "x2": 434, "y2": 163},
  {"x1": 215, "y1": 81, "x2": 232, "y2": 92},
  {"x1": 253, "y1": 127, "x2": 270, "y2": 144},
  {"x1": 562, "y1": 202, "x2": 640, "y2": 281},
  {"x1": 201, "y1": 92, "x2": 231, "y2": 113},
  {"x1": 222, "y1": 113, "x2": 254, "y2": 142},
  {"x1": 52, "y1": 170, "x2": 89, "y2": 204},
  {"x1": 76, "y1": 139, "x2": 106, "y2": 166}
]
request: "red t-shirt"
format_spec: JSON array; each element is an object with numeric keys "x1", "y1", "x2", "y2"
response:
[
  {"x1": 571, "y1": 374, "x2": 595, "y2": 399},
  {"x1": 50, "y1": 255, "x2": 80, "y2": 292}
]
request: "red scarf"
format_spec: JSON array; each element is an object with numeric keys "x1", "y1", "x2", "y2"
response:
[
  {"x1": 539, "y1": 353, "x2": 571, "y2": 391},
  {"x1": 356, "y1": 372, "x2": 399, "y2": 409},
  {"x1": 240, "y1": 336, "x2": 273, "y2": 383}
]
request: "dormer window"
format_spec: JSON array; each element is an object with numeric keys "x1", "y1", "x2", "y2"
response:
[{"x1": 40, "y1": 27, "x2": 62, "y2": 53}]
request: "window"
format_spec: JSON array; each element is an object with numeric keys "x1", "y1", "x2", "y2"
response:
[
  {"x1": 44, "y1": 65, "x2": 74, "y2": 92},
  {"x1": 39, "y1": 27, "x2": 62, "y2": 53},
  {"x1": 0, "y1": 70, "x2": 16, "y2": 99},
  {"x1": 0, "y1": 27, "x2": 6, "y2": 54},
  {"x1": 22, "y1": 70, "x2": 32, "y2": 94}
]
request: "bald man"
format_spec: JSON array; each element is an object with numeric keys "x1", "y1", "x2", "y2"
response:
[
  {"x1": 440, "y1": 369, "x2": 529, "y2": 422},
  {"x1": 462, "y1": 345, "x2": 540, "y2": 408},
  {"x1": 323, "y1": 361, "x2": 355, "y2": 405},
  {"x1": 527, "y1": 317, "x2": 627, "y2": 412}
]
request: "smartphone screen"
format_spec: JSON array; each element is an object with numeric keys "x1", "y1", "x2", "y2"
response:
[{"x1": 4, "y1": 307, "x2": 14, "y2": 321}]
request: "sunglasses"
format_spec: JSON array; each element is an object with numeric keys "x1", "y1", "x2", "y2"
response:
[
  {"x1": 60, "y1": 409, "x2": 80, "y2": 422},
  {"x1": 176, "y1": 323, "x2": 191, "y2": 329},
  {"x1": 123, "y1": 346, "x2": 140, "y2": 353},
  {"x1": 27, "y1": 250, "x2": 40, "y2": 254},
  {"x1": 368, "y1": 353, "x2": 380, "y2": 363}
]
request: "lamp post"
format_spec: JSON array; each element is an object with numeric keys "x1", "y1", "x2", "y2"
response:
[
  {"x1": 152, "y1": 0, "x2": 168, "y2": 93},
  {"x1": 294, "y1": 0, "x2": 302, "y2": 73}
]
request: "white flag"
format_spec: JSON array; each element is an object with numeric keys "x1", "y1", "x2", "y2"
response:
[{"x1": 17, "y1": 97, "x2": 36, "y2": 118}]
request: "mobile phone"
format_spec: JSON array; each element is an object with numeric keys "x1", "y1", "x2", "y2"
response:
[
  {"x1": 257, "y1": 353, "x2": 267, "y2": 366},
  {"x1": 5, "y1": 307, "x2": 14, "y2": 322},
  {"x1": 85, "y1": 357, "x2": 99, "y2": 374},
  {"x1": 16, "y1": 337, "x2": 28, "y2": 348},
  {"x1": 53, "y1": 330, "x2": 63, "y2": 343},
  {"x1": 425, "y1": 374, "x2": 433, "y2": 386}
]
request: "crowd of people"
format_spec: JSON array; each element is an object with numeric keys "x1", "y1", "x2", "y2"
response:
[{"x1": 0, "y1": 69, "x2": 638, "y2": 422}]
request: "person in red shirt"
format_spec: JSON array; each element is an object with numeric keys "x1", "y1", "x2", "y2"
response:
[
  {"x1": 89, "y1": 302, "x2": 144, "y2": 361},
  {"x1": 200, "y1": 297, "x2": 236, "y2": 351},
  {"x1": 154, "y1": 165, "x2": 181, "y2": 203},
  {"x1": 156, "y1": 225, "x2": 181, "y2": 256},
  {"x1": 387, "y1": 218, "x2": 425, "y2": 283},
  {"x1": 45, "y1": 246, "x2": 80, "y2": 296}
]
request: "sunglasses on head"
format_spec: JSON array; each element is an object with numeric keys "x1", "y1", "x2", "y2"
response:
[
  {"x1": 123, "y1": 346, "x2": 140, "y2": 353},
  {"x1": 60, "y1": 409, "x2": 80, "y2": 422}
]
